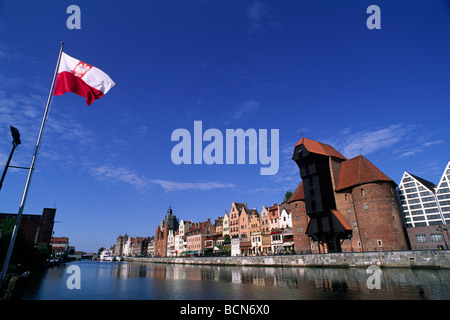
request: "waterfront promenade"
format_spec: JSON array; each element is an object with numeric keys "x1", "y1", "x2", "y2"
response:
[{"x1": 124, "y1": 250, "x2": 450, "y2": 269}]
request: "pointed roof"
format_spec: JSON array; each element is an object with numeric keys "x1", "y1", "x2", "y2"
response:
[
  {"x1": 295, "y1": 137, "x2": 346, "y2": 160},
  {"x1": 407, "y1": 173, "x2": 437, "y2": 192},
  {"x1": 233, "y1": 202, "x2": 248, "y2": 212},
  {"x1": 335, "y1": 155, "x2": 394, "y2": 191},
  {"x1": 331, "y1": 210, "x2": 352, "y2": 232},
  {"x1": 185, "y1": 219, "x2": 214, "y2": 236},
  {"x1": 243, "y1": 207, "x2": 259, "y2": 216},
  {"x1": 287, "y1": 181, "x2": 305, "y2": 203}
]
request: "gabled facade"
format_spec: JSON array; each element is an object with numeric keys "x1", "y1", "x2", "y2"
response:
[
  {"x1": 238, "y1": 207, "x2": 258, "y2": 239},
  {"x1": 260, "y1": 206, "x2": 270, "y2": 232},
  {"x1": 279, "y1": 205, "x2": 292, "y2": 229},
  {"x1": 215, "y1": 216, "x2": 223, "y2": 235},
  {"x1": 250, "y1": 230, "x2": 270, "y2": 255},
  {"x1": 185, "y1": 219, "x2": 214, "y2": 254},
  {"x1": 174, "y1": 219, "x2": 192, "y2": 255},
  {"x1": 398, "y1": 172, "x2": 441, "y2": 227},
  {"x1": 167, "y1": 229, "x2": 176, "y2": 256},
  {"x1": 248, "y1": 208, "x2": 260, "y2": 237},
  {"x1": 435, "y1": 161, "x2": 450, "y2": 225},
  {"x1": 238, "y1": 207, "x2": 250, "y2": 239},
  {"x1": 130, "y1": 237, "x2": 150, "y2": 256},
  {"x1": 270, "y1": 229, "x2": 283, "y2": 253},
  {"x1": 268, "y1": 204, "x2": 279, "y2": 231},
  {"x1": 229, "y1": 202, "x2": 248, "y2": 238},
  {"x1": 114, "y1": 234, "x2": 129, "y2": 256},
  {"x1": 123, "y1": 236, "x2": 132, "y2": 256},
  {"x1": 147, "y1": 237, "x2": 155, "y2": 257},
  {"x1": 222, "y1": 212, "x2": 230, "y2": 237}
]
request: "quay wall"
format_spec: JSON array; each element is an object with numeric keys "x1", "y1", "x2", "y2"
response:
[{"x1": 124, "y1": 250, "x2": 450, "y2": 269}]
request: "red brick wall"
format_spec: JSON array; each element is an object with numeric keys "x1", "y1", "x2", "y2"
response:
[
  {"x1": 290, "y1": 200, "x2": 312, "y2": 254},
  {"x1": 338, "y1": 182, "x2": 408, "y2": 252},
  {"x1": 406, "y1": 226, "x2": 450, "y2": 250},
  {"x1": 154, "y1": 226, "x2": 168, "y2": 257},
  {"x1": 0, "y1": 208, "x2": 56, "y2": 246}
]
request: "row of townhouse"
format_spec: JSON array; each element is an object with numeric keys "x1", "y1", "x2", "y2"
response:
[
  {"x1": 226, "y1": 202, "x2": 295, "y2": 256},
  {"x1": 153, "y1": 200, "x2": 297, "y2": 257},
  {"x1": 113, "y1": 234, "x2": 153, "y2": 257},
  {"x1": 155, "y1": 212, "x2": 218, "y2": 257}
]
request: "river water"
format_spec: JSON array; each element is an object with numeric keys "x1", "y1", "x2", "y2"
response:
[{"x1": 21, "y1": 260, "x2": 450, "y2": 300}]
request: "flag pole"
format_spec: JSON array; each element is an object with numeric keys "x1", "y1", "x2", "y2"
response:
[{"x1": 1, "y1": 42, "x2": 64, "y2": 287}]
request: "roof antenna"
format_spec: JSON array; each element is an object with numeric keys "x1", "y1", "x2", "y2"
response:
[{"x1": 300, "y1": 130, "x2": 303, "y2": 137}]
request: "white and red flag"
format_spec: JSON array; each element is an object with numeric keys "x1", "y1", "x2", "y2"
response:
[{"x1": 53, "y1": 52, "x2": 115, "y2": 106}]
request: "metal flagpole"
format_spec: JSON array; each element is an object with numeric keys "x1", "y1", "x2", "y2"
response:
[{"x1": 0, "y1": 42, "x2": 64, "y2": 287}]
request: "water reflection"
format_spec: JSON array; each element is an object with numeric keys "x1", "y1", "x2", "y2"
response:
[{"x1": 21, "y1": 261, "x2": 450, "y2": 300}]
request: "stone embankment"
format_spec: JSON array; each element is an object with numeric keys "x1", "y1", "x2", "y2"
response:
[{"x1": 125, "y1": 250, "x2": 450, "y2": 268}]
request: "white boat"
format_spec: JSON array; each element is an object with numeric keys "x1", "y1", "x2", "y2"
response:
[{"x1": 99, "y1": 249, "x2": 114, "y2": 261}]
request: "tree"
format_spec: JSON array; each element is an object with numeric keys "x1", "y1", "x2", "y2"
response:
[
  {"x1": 284, "y1": 191, "x2": 293, "y2": 202},
  {"x1": 97, "y1": 247, "x2": 105, "y2": 255},
  {"x1": 0, "y1": 217, "x2": 51, "y2": 273}
]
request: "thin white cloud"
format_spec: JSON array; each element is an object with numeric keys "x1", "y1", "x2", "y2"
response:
[
  {"x1": 325, "y1": 124, "x2": 415, "y2": 159},
  {"x1": 246, "y1": 1, "x2": 281, "y2": 42},
  {"x1": 0, "y1": 44, "x2": 23, "y2": 61},
  {"x1": 150, "y1": 179, "x2": 235, "y2": 192},
  {"x1": 46, "y1": 113, "x2": 95, "y2": 146},
  {"x1": 396, "y1": 139, "x2": 444, "y2": 158},
  {"x1": 320, "y1": 123, "x2": 445, "y2": 161},
  {"x1": 90, "y1": 164, "x2": 235, "y2": 192},
  {"x1": 91, "y1": 165, "x2": 149, "y2": 190},
  {"x1": 247, "y1": 1, "x2": 269, "y2": 21},
  {"x1": 0, "y1": 80, "x2": 96, "y2": 168},
  {"x1": 232, "y1": 100, "x2": 259, "y2": 120}
]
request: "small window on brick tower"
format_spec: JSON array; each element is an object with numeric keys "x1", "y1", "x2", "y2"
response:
[
  {"x1": 345, "y1": 194, "x2": 348, "y2": 201},
  {"x1": 377, "y1": 240, "x2": 382, "y2": 246},
  {"x1": 361, "y1": 189, "x2": 365, "y2": 196}
]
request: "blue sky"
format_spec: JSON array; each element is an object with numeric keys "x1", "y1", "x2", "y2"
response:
[{"x1": 0, "y1": 1, "x2": 449, "y2": 252}]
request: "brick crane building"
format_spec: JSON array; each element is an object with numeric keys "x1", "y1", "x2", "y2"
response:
[{"x1": 291, "y1": 137, "x2": 408, "y2": 253}]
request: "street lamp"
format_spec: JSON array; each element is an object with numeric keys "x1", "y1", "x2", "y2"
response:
[{"x1": 0, "y1": 126, "x2": 22, "y2": 192}]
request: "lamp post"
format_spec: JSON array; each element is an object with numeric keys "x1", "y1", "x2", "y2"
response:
[{"x1": 0, "y1": 126, "x2": 22, "y2": 192}]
